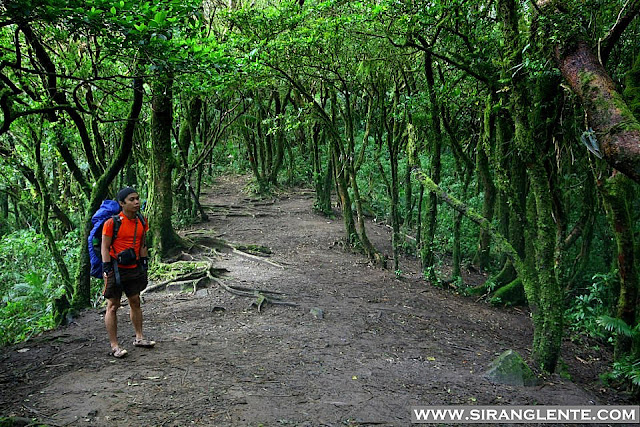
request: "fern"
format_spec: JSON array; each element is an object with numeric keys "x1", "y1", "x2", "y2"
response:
[
  {"x1": 10, "y1": 282, "x2": 36, "y2": 296},
  {"x1": 632, "y1": 370, "x2": 640, "y2": 387},
  {"x1": 596, "y1": 315, "x2": 635, "y2": 337},
  {"x1": 611, "y1": 357, "x2": 640, "y2": 388}
]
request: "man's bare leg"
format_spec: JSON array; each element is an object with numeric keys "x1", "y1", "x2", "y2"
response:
[
  {"x1": 105, "y1": 297, "x2": 121, "y2": 350},
  {"x1": 128, "y1": 294, "x2": 144, "y2": 340},
  {"x1": 129, "y1": 294, "x2": 155, "y2": 347}
]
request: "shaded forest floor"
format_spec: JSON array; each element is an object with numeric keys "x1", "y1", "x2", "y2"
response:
[{"x1": 0, "y1": 175, "x2": 634, "y2": 426}]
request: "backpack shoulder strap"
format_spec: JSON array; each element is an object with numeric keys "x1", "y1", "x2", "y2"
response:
[
  {"x1": 136, "y1": 212, "x2": 147, "y2": 249},
  {"x1": 111, "y1": 214, "x2": 122, "y2": 242},
  {"x1": 136, "y1": 212, "x2": 146, "y2": 227}
]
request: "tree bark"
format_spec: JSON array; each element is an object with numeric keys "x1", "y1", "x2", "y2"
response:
[
  {"x1": 332, "y1": 144, "x2": 357, "y2": 244},
  {"x1": 148, "y1": 74, "x2": 183, "y2": 259},
  {"x1": 528, "y1": 160, "x2": 564, "y2": 372},
  {"x1": 34, "y1": 132, "x2": 72, "y2": 320},
  {"x1": 421, "y1": 52, "x2": 442, "y2": 282},
  {"x1": 313, "y1": 126, "x2": 332, "y2": 215},
  {"x1": 555, "y1": 41, "x2": 640, "y2": 183},
  {"x1": 600, "y1": 172, "x2": 639, "y2": 359},
  {"x1": 474, "y1": 100, "x2": 496, "y2": 271},
  {"x1": 501, "y1": 0, "x2": 565, "y2": 372}
]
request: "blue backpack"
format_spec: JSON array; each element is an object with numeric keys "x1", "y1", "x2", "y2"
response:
[{"x1": 88, "y1": 200, "x2": 122, "y2": 278}]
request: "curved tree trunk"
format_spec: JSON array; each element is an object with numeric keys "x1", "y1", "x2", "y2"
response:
[
  {"x1": 555, "y1": 40, "x2": 640, "y2": 183},
  {"x1": 332, "y1": 143, "x2": 357, "y2": 244},
  {"x1": 313, "y1": 128, "x2": 332, "y2": 215},
  {"x1": 73, "y1": 74, "x2": 144, "y2": 308}
]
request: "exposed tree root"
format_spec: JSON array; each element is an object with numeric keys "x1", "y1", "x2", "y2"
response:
[
  {"x1": 251, "y1": 200, "x2": 276, "y2": 206},
  {"x1": 231, "y1": 247, "x2": 285, "y2": 269},
  {"x1": 208, "y1": 276, "x2": 296, "y2": 310},
  {"x1": 142, "y1": 255, "x2": 296, "y2": 310}
]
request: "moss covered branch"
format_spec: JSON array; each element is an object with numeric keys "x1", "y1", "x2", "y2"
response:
[{"x1": 415, "y1": 170, "x2": 524, "y2": 273}]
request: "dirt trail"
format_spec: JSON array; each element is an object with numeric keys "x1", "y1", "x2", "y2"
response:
[{"x1": 0, "y1": 175, "x2": 631, "y2": 426}]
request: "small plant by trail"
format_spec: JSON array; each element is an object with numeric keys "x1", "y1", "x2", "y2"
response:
[
  {"x1": 0, "y1": 229, "x2": 76, "y2": 345},
  {"x1": 565, "y1": 271, "x2": 618, "y2": 341}
]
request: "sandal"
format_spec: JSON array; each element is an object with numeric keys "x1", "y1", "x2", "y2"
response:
[
  {"x1": 110, "y1": 347, "x2": 128, "y2": 358},
  {"x1": 133, "y1": 338, "x2": 156, "y2": 348}
]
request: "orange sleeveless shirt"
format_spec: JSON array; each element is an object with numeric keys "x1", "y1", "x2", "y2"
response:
[{"x1": 102, "y1": 212, "x2": 148, "y2": 269}]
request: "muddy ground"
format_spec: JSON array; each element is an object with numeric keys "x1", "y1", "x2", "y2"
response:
[{"x1": 0, "y1": 175, "x2": 635, "y2": 426}]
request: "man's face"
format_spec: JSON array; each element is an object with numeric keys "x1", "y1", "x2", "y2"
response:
[{"x1": 120, "y1": 193, "x2": 140, "y2": 212}]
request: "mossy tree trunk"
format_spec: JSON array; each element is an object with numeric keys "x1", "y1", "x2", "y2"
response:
[
  {"x1": 148, "y1": 74, "x2": 183, "y2": 259},
  {"x1": 331, "y1": 141, "x2": 357, "y2": 245},
  {"x1": 381, "y1": 81, "x2": 403, "y2": 272},
  {"x1": 474, "y1": 97, "x2": 497, "y2": 271},
  {"x1": 554, "y1": 40, "x2": 640, "y2": 183},
  {"x1": 0, "y1": 189, "x2": 8, "y2": 229},
  {"x1": 421, "y1": 52, "x2": 442, "y2": 282},
  {"x1": 528, "y1": 160, "x2": 564, "y2": 372},
  {"x1": 34, "y1": 127, "x2": 72, "y2": 321},
  {"x1": 500, "y1": 0, "x2": 564, "y2": 372},
  {"x1": 312, "y1": 123, "x2": 332, "y2": 215},
  {"x1": 452, "y1": 165, "x2": 472, "y2": 280},
  {"x1": 442, "y1": 104, "x2": 474, "y2": 281},
  {"x1": 489, "y1": 106, "x2": 524, "y2": 292},
  {"x1": 601, "y1": 173, "x2": 639, "y2": 359},
  {"x1": 343, "y1": 90, "x2": 380, "y2": 263},
  {"x1": 176, "y1": 96, "x2": 202, "y2": 217}
]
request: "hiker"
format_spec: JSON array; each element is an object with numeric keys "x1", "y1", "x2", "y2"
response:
[{"x1": 102, "y1": 187, "x2": 155, "y2": 358}]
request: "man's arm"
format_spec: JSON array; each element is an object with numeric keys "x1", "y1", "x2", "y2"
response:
[
  {"x1": 101, "y1": 233, "x2": 113, "y2": 263},
  {"x1": 140, "y1": 218, "x2": 149, "y2": 270},
  {"x1": 140, "y1": 236, "x2": 148, "y2": 258}
]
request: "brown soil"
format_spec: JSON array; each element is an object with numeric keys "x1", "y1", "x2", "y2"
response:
[{"x1": 0, "y1": 175, "x2": 633, "y2": 426}]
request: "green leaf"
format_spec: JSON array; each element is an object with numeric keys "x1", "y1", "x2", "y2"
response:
[
  {"x1": 154, "y1": 10, "x2": 168, "y2": 25},
  {"x1": 596, "y1": 316, "x2": 635, "y2": 337}
]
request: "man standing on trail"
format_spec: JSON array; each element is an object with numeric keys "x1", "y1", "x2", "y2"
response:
[{"x1": 102, "y1": 187, "x2": 156, "y2": 358}]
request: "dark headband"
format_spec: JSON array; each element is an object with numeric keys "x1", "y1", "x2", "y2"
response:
[{"x1": 116, "y1": 187, "x2": 137, "y2": 202}]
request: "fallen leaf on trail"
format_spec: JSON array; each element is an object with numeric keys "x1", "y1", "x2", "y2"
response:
[
  {"x1": 352, "y1": 376, "x2": 358, "y2": 380},
  {"x1": 426, "y1": 356, "x2": 436, "y2": 361}
]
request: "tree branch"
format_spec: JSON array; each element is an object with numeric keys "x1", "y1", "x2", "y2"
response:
[
  {"x1": 87, "y1": 72, "x2": 144, "y2": 214},
  {"x1": 599, "y1": 0, "x2": 640, "y2": 65},
  {"x1": 18, "y1": 23, "x2": 101, "y2": 181},
  {"x1": 415, "y1": 170, "x2": 524, "y2": 272},
  {"x1": 555, "y1": 41, "x2": 640, "y2": 183}
]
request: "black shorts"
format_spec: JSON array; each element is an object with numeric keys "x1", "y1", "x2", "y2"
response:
[{"x1": 103, "y1": 264, "x2": 148, "y2": 299}]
